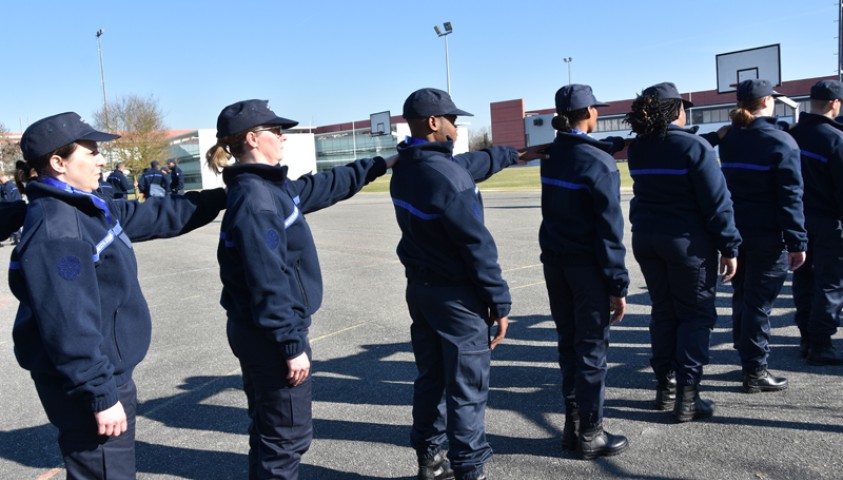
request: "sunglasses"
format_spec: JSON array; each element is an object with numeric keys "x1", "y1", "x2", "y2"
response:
[{"x1": 253, "y1": 126, "x2": 285, "y2": 136}]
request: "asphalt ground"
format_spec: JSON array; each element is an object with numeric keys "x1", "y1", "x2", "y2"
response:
[{"x1": 1, "y1": 189, "x2": 842, "y2": 480}]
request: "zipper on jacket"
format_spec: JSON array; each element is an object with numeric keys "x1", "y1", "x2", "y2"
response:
[
  {"x1": 294, "y1": 260, "x2": 310, "y2": 311},
  {"x1": 112, "y1": 309, "x2": 123, "y2": 361}
]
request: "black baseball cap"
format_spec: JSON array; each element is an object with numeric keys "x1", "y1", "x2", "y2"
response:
[
  {"x1": 642, "y1": 82, "x2": 694, "y2": 109},
  {"x1": 810, "y1": 80, "x2": 843, "y2": 101},
  {"x1": 216, "y1": 99, "x2": 298, "y2": 139},
  {"x1": 736, "y1": 79, "x2": 782, "y2": 102},
  {"x1": 20, "y1": 112, "x2": 119, "y2": 161},
  {"x1": 402, "y1": 88, "x2": 473, "y2": 119},
  {"x1": 555, "y1": 84, "x2": 609, "y2": 113}
]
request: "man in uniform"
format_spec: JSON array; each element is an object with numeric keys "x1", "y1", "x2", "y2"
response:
[
  {"x1": 390, "y1": 88, "x2": 539, "y2": 480},
  {"x1": 789, "y1": 79, "x2": 843, "y2": 365}
]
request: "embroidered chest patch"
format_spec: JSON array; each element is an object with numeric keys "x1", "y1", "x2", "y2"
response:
[
  {"x1": 265, "y1": 229, "x2": 281, "y2": 250},
  {"x1": 57, "y1": 256, "x2": 83, "y2": 281}
]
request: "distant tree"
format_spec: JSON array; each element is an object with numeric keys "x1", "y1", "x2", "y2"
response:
[
  {"x1": 469, "y1": 126, "x2": 492, "y2": 151},
  {"x1": 93, "y1": 94, "x2": 168, "y2": 180},
  {"x1": 0, "y1": 122, "x2": 21, "y2": 174}
]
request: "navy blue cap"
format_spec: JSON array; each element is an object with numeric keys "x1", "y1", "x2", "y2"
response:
[
  {"x1": 216, "y1": 99, "x2": 298, "y2": 138},
  {"x1": 810, "y1": 80, "x2": 843, "y2": 101},
  {"x1": 20, "y1": 112, "x2": 119, "y2": 161},
  {"x1": 555, "y1": 84, "x2": 609, "y2": 113},
  {"x1": 736, "y1": 79, "x2": 782, "y2": 102},
  {"x1": 402, "y1": 88, "x2": 473, "y2": 119},
  {"x1": 642, "y1": 82, "x2": 694, "y2": 109}
]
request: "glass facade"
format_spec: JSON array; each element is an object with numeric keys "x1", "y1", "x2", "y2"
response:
[
  {"x1": 315, "y1": 128, "x2": 398, "y2": 171},
  {"x1": 167, "y1": 134, "x2": 204, "y2": 190}
]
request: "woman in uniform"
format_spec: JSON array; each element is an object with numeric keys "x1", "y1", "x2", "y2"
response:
[
  {"x1": 205, "y1": 99, "x2": 395, "y2": 480},
  {"x1": 718, "y1": 79, "x2": 806, "y2": 392},
  {"x1": 539, "y1": 84, "x2": 629, "y2": 459},
  {"x1": 625, "y1": 83, "x2": 741, "y2": 423},
  {"x1": 10, "y1": 112, "x2": 226, "y2": 479}
]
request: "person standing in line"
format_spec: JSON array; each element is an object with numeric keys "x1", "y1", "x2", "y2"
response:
[
  {"x1": 718, "y1": 79, "x2": 806, "y2": 391},
  {"x1": 0, "y1": 173, "x2": 23, "y2": 245},
  {"x1": 137, "y1": 160, "x2": 170, "y2": 198},
  {"x1": 10, "y1": 112, "x2": 226, "y2": 479},
  {"x1": 206, "y1": 99, "x2": 396, "y2": 480},
  {"x1": 789, "y1": 79, "x2": 843, "y2": 365},
  {"x1": 540, "y1": 84, "x2": 629, "y2": 459},
  {"x1": 106, "y1": 162, "x2": 134, "y2": 199},
  {"x1": 625, "y1": 82, "x2": 741, "y2": 422},
  {"x1": 167, "y1": 159, "x2": 184, "y2": 195},
  {"x1": 390, "y1": 88, "x2": 543, "y2": 480}
]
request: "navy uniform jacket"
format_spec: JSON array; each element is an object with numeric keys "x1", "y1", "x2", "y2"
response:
[
  {"x1": 0, "y1": 200, "x2": 26, "y2": 240},
  {"x1": 218, "y1": 158, "x2": 386, "y2": 360},
  {"x1": 628, "y1": 124, "x2": 741, "y2": 257},
  {"x1": 10, "y1": 181, "x2": 226, "y2": 412},
  {"x1": 390, "y1": 140, "x2": 518, "y2": 319},
  {"x1": 139, "y1": 168, "x2": 171, "y2": 197},
  {"x1": 789, "y1": 113, "x2": 843, "y2": 224},
  {"x1": 170, "y1": 165, "x2": 184, "y2": 194},
  {"x1": 719, "y1": 116, "x2": 807, "y2": 252},
  {"x1": 540, "y1": 132, "x2": 629, "y2": 297},
  {"x1": 107, "y1": 169, "x2": 133, "y2": 199},
  {"x1": 97, "y1": 179, "x2": 115, "y2": 201},
  {"x1": 1, "y1": 181, "x2": 22, "y2": 202}
]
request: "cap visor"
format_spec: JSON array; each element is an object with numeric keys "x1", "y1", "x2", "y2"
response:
[
  {"x1": 771, "y1": 90, "x2": 784, "y2": 98},
  {"x1": 593, "y1": 101, "x2": 611, "y2": 108},
  {"x1": 449, "y1": 108, "x2": 474, "y2": 117},
  {"x1": 80, "y1": 131, "x2": 121, "y2": 142},
  {"x1": 682, "y1": 99, "x2": 695, "y2": 109},
  {"x1": 268, "y1": 116, "x2": 299, "y2": 129}
]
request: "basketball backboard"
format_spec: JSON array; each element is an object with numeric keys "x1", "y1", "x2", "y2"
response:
[
  {"x1": 715, "y1": 44, "x2": 781, "y2": 94},
  {"x1": 370, "y1": 111, "x2": 391, "y2": 136}
]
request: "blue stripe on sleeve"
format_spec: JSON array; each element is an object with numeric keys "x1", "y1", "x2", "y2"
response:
[
  {"x1": 721, "y1": 162, "x2": 774, "y2": 171},
  {"x1": 801, "y1": 150, "x2": 829, "y2": 164},
  {"x1": 540, "y1": 176, "x2": 592, "y2": 192},
  {"x1": 392, "y1": 198, "x2": 442, "y2": 220},
  {"x1": 629, "y1": 168, "x2": 689, "y2": 175}
]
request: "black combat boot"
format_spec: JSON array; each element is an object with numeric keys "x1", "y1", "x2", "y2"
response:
[
  {"x1": 742, "y1": 368, "x2": 788, "y2": 393},
  {"x1": 417, "y1": 450, "x2": 455, "y2": 480},
  {"x1": 807, "y1": 343, "x2": 843, "y2": 366},
  {"x1": 674, "y1": 384, "x2": 714, "y2": 423},
  {"x1": 577, "y1": 423, "x2": 629, "y2": 460},
  {"x1": 654, "y1": 372, "x2": 676, "y2": 410},
  {"x1": 561, "y1": 402, "x2": 579, "y2": 450}
]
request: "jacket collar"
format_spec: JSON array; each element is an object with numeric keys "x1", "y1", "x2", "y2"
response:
[
  {"x1": 222, "y1": 162, "x2": 289, "y2": 186},
  {"x1": 797, "y1": 112, "x2": 843, "y2": 133},
  {"x1": 397, "y1": 137, "x2": 454, "y2": 161},
  {"x1": 554, "y1": 131, "x2": 616, "y2": 154},
  {"x1": 26, "y1": 179, "x2": 107, "y2": 219}
]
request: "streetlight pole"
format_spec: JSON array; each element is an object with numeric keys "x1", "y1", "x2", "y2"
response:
[
  {"x1": 96, "y1": 29, "x2": 109, "y2": 130},
  {"x1": 434, "y1": 22, "x2": 453, "y2": 94},
  {"x1": 838, "y1": 0, "x2": 842, "y2": 82},
  {"x1": 563, "y1": 57, "x2": 573, "y2": 85}
]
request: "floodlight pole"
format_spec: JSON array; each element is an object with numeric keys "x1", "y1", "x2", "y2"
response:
[
  {"x1": 563, "y1": 57, "x2": 572, "y2": 85},
  {"x1": 96, "y1": 29, "x2": 109, "y2": 130},
  {"x1": 435, "y1": 23, "x2": 453, "y2": 94},
  {"x1": 839, "y1": 0, "x2": 842, "y2": 82}
]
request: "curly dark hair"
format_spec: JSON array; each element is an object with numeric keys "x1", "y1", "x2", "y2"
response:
[{"x1": 624, "y1": 96, "x2": 682, "y2": 139}]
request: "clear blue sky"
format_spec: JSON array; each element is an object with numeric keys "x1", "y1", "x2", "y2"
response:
[{"x1": 1, "y1": 1, "x2": 837, "y2": 135}]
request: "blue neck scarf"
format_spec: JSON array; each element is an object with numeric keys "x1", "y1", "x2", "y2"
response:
[
  {"x1": 570, "y1": 128, "x2": 591, "y2": 137},
  {"x1": 41, "y1": 177, "x2": 112, "y2": 225}
]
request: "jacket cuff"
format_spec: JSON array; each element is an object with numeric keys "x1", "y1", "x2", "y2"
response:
[
  {"x1": 365, "y1": 157, "x2": 388, "y2": 183},
  {"x1": 609, "y1": 283, "x2": 628, "y2": 298},
  {"x1": 787, "y1": 241, "x2": 807, "y2": 253},
  {"x1": 89, "y1": 381, "x2": 119, "y2": 413},
  {"x1": 492, "y1": 303, "x2": 511, "y2": 319},
  {"x1": 281, "y1": 339, "x2": 304, "y2": 359}
]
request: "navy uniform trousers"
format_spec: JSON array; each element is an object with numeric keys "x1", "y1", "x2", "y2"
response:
[
  {"x1": 33, "y1": 376, "x2": 137, "y2": 480},
  {"x1": 407, "y1": 280, "x2": 492, "y2": 480},
  {"x1": 730, "y1": 237, "x2": 789, "y2": 372},
  {"x1": 228, "y1": 321, "x2": 313, "y2": 480},
  {"x1": 542, "y1": 263, "x2": 610, "y2": 430},
  {"x1": 632, "y1": 232, "x2": 718, "y2": 386},
  {"x1": 792, "y1": 219, "x2": 843, "y2": 345}
]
